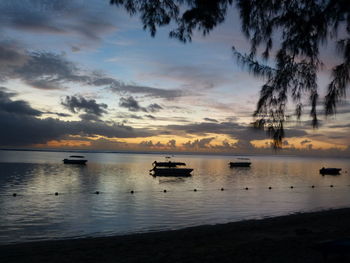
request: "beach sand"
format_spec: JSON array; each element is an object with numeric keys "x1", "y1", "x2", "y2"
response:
[{"x1": 1, "y1": 208, "x2": 350, "y2": 262}]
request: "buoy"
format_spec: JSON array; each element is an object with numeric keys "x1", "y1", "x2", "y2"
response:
[
  {"x1": 221, "y1": 188, "x2": 224, "y2": 191},
  {"x1": 12, "y1": 193, "x2": 17, "y2": 197},
  {"x1": 55, "y1": 192, "x2": 58, "y2": 196},
  {"x1": 268, "y1": 186, "x2": 272, "y2": 190},
  {"x1": 163, "y1": 189, "x2": 167, "y2": 193},
  {"x1": 130, "y1": 190, "x2": 134, "y2": 194},
  {"x1": 194, "y1": 189, "x2": 197, "y2": 192},
  {"x1": 245, "y1": 187, "x2": 249, "y2": 190},
  {"x1": 95, "y1": 191, "x2": 99, "y2": 194}
]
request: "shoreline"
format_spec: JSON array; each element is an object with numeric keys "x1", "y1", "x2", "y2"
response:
[{"x1": 1, "y1": 207, "x2": 350, "y2": 262}]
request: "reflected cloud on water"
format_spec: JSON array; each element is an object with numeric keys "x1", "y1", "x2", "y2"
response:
[{"x1": 0, "y1": 151, "x2": 349, "y2": 244}]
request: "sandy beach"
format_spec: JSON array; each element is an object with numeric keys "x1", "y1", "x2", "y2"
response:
[{"x1": 1, "y1": 208, "x2": 350, "y2": 262}]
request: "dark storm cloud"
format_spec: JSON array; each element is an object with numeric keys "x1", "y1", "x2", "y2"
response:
[
  {"x1": 0, "y1": 113, "x2": 153, "y2": 146},
  {"x1": 119, "y1": 96, "x2": 147, "y2": 112},
  {"x1": 147, "y1": 103, "x2": 163, "y2": 113},
  {"x1": 0, "y1": 42, "x2": 27, "y2": 67},
  {"x1": 95, "y1": 77, "x2": 184, "y2": 100},
  {"x1": 61, "y1": 96, "x2": 107, "y2": 116},
  {"x1": 0, "y1": 88, "x2": 42, "y2": 116},
  {"x1": 120, "y1": 85, "x2": 183, "y2": 100},
  {"x1": 145, "y1": 114, "x2": 156, "y2": 119},
  {"x1": 79, "y1": 113, "x2": 102, "y2": 122},
  {"x1": 0, "y1": 0, "x2": 116, "y2": 41},
  {"x1": 119, "y1": 96, "x2": 164, "y2": 113},
  {"x1": 225, "y1": 116, "x2": 238, "y2": 122},
  {"x1": 0, "y1": 42, "x2": 28, "y2": 83},
  {"x1": 1, "y1": 2, "x2": 188, "y2": 114},
  {"x1": 71, "y1": 46, "x2": 81, "y2": 52},
  {"x1": 13, "y1": 52, "x2": 95, "y2": 90},
  {"x1": 0, "y1": 42, "x2": 185, "y2": 99},
  {"x1": 203, "y1": 118, "x2": 218, "y2": 122},
  {"x1": 0, "y1": 46, "x2": 86, "y2": 90},
  {"x1": 0, "y1": 91, "x2": 155, "y2": 146},
  {"x1": 108, "y1": 82, "x2": 184, "y2": 100}
]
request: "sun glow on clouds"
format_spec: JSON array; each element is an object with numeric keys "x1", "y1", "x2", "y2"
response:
[
  {"x1": 0, "y1": 0, "x2": 349, "y2": 156},
  {"x1": 37, "y1": 140, "x2": 92, "y2": 148},
  {"x1": 252, "y1": 138, "x2": 347, "y2": 150}
]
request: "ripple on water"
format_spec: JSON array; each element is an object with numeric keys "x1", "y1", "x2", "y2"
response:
[{"x1": 0, "y1": 152, "x2": 349, "y2": 244}]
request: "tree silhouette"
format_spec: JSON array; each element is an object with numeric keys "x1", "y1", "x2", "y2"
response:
[{"x1": 110, "y1": 0, "x2": 350, "y2": 148}]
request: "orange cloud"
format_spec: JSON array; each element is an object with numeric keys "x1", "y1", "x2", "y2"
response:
[{"x1": 35, "y1": 140, "x2": 92, "y2": 148}]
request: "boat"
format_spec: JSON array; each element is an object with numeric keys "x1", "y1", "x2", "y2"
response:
[
  {"x1": 150, "y1": 157, "x2": 193, "y2": 176},
  {"x1": 319, "y1": 167, "x2": 341, "y2": 175},
  {"x1": 63, "y1": 155, "x2": 87, "y2": 165},
  {"x1": 229, "y1": 158, "x2": 251, "y2": 167}
]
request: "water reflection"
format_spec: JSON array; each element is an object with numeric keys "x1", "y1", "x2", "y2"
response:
[
  {"x1": 157, "y1": 177, "x2": 188, "y2": 184},
  {"x1": 0, "y1": 151, "x2": 349, "y2": 244}
]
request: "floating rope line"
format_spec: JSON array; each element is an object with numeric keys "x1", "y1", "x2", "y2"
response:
[{"x1": 2, "y1": 183, "x2": 349, "y2": 198}]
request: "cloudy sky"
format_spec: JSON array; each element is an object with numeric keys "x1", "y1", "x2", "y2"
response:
[{"x1": 0, "y1": 0, "x2": 349, "y2": 156}]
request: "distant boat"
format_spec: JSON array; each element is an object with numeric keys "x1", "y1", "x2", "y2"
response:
[
  {"x1": 63, "y1": 155, "x2": 87, "y2": 165},
  {"x1": 229, "y1": 158, "x2": 251, "y2": 167},
  {"x1": 150, "y1": 157, "x2": 193, "y2": 176},
  {"x1": 319, "y1": 167, "x2": 341, "y2": 175}
]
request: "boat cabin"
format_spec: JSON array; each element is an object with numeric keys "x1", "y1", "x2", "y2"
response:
[{"x1": 150, "y1": 159, "x2": 193, "y2": 176}]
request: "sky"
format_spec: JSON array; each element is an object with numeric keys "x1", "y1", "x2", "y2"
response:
[{"x1": 0, "y1": 0, "x2": 349, "y2": 156}]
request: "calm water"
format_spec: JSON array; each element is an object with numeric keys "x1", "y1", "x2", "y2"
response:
[{"x1": 0, "y1": 150, "x2": 349, "y2": 244}]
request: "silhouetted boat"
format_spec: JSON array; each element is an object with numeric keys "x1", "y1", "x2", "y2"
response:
[
  {"x1": 229, "y1": 158, "x2": 251, "y2": 167},
  {"x1": 319, "y1": 167, "x2": 341, "y2": 175},
  {"x1": 63, "y1": 155, "x2": 87, "y2": 165},
  {"x1": 150, "y1": 157, "x2": 193, "y2": 176}
]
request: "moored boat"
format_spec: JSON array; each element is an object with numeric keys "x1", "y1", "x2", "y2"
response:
[
  {"x1": 63, "y1": 155, "x2": 87, "y2": 165},
  {"x1": 229, "y1": 158, "x2": 251, "y2": 167},
  {"x1": 319, "y1": 167, "x2": 341, "y2": 175},
  {"x1": 150, "y1": 158, "x2": 193, "y2": 176}
]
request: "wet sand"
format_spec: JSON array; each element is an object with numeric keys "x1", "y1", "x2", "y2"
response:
[{"x1": 1, "y1": 208, "x2": 350, "y2": 263}]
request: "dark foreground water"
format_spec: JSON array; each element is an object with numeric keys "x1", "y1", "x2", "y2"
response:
[{"x1": 0, "y1": 150, "x2": 349, "y2": 244}]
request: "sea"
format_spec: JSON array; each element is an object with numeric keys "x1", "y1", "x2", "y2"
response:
[{"x1": 0, "y1": 150, "x2": 349, "y2": 244}]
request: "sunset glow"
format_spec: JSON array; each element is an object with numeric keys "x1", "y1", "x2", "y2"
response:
[{"x1": 0, "y1": 0, "x2": 349, "y2": 156}]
